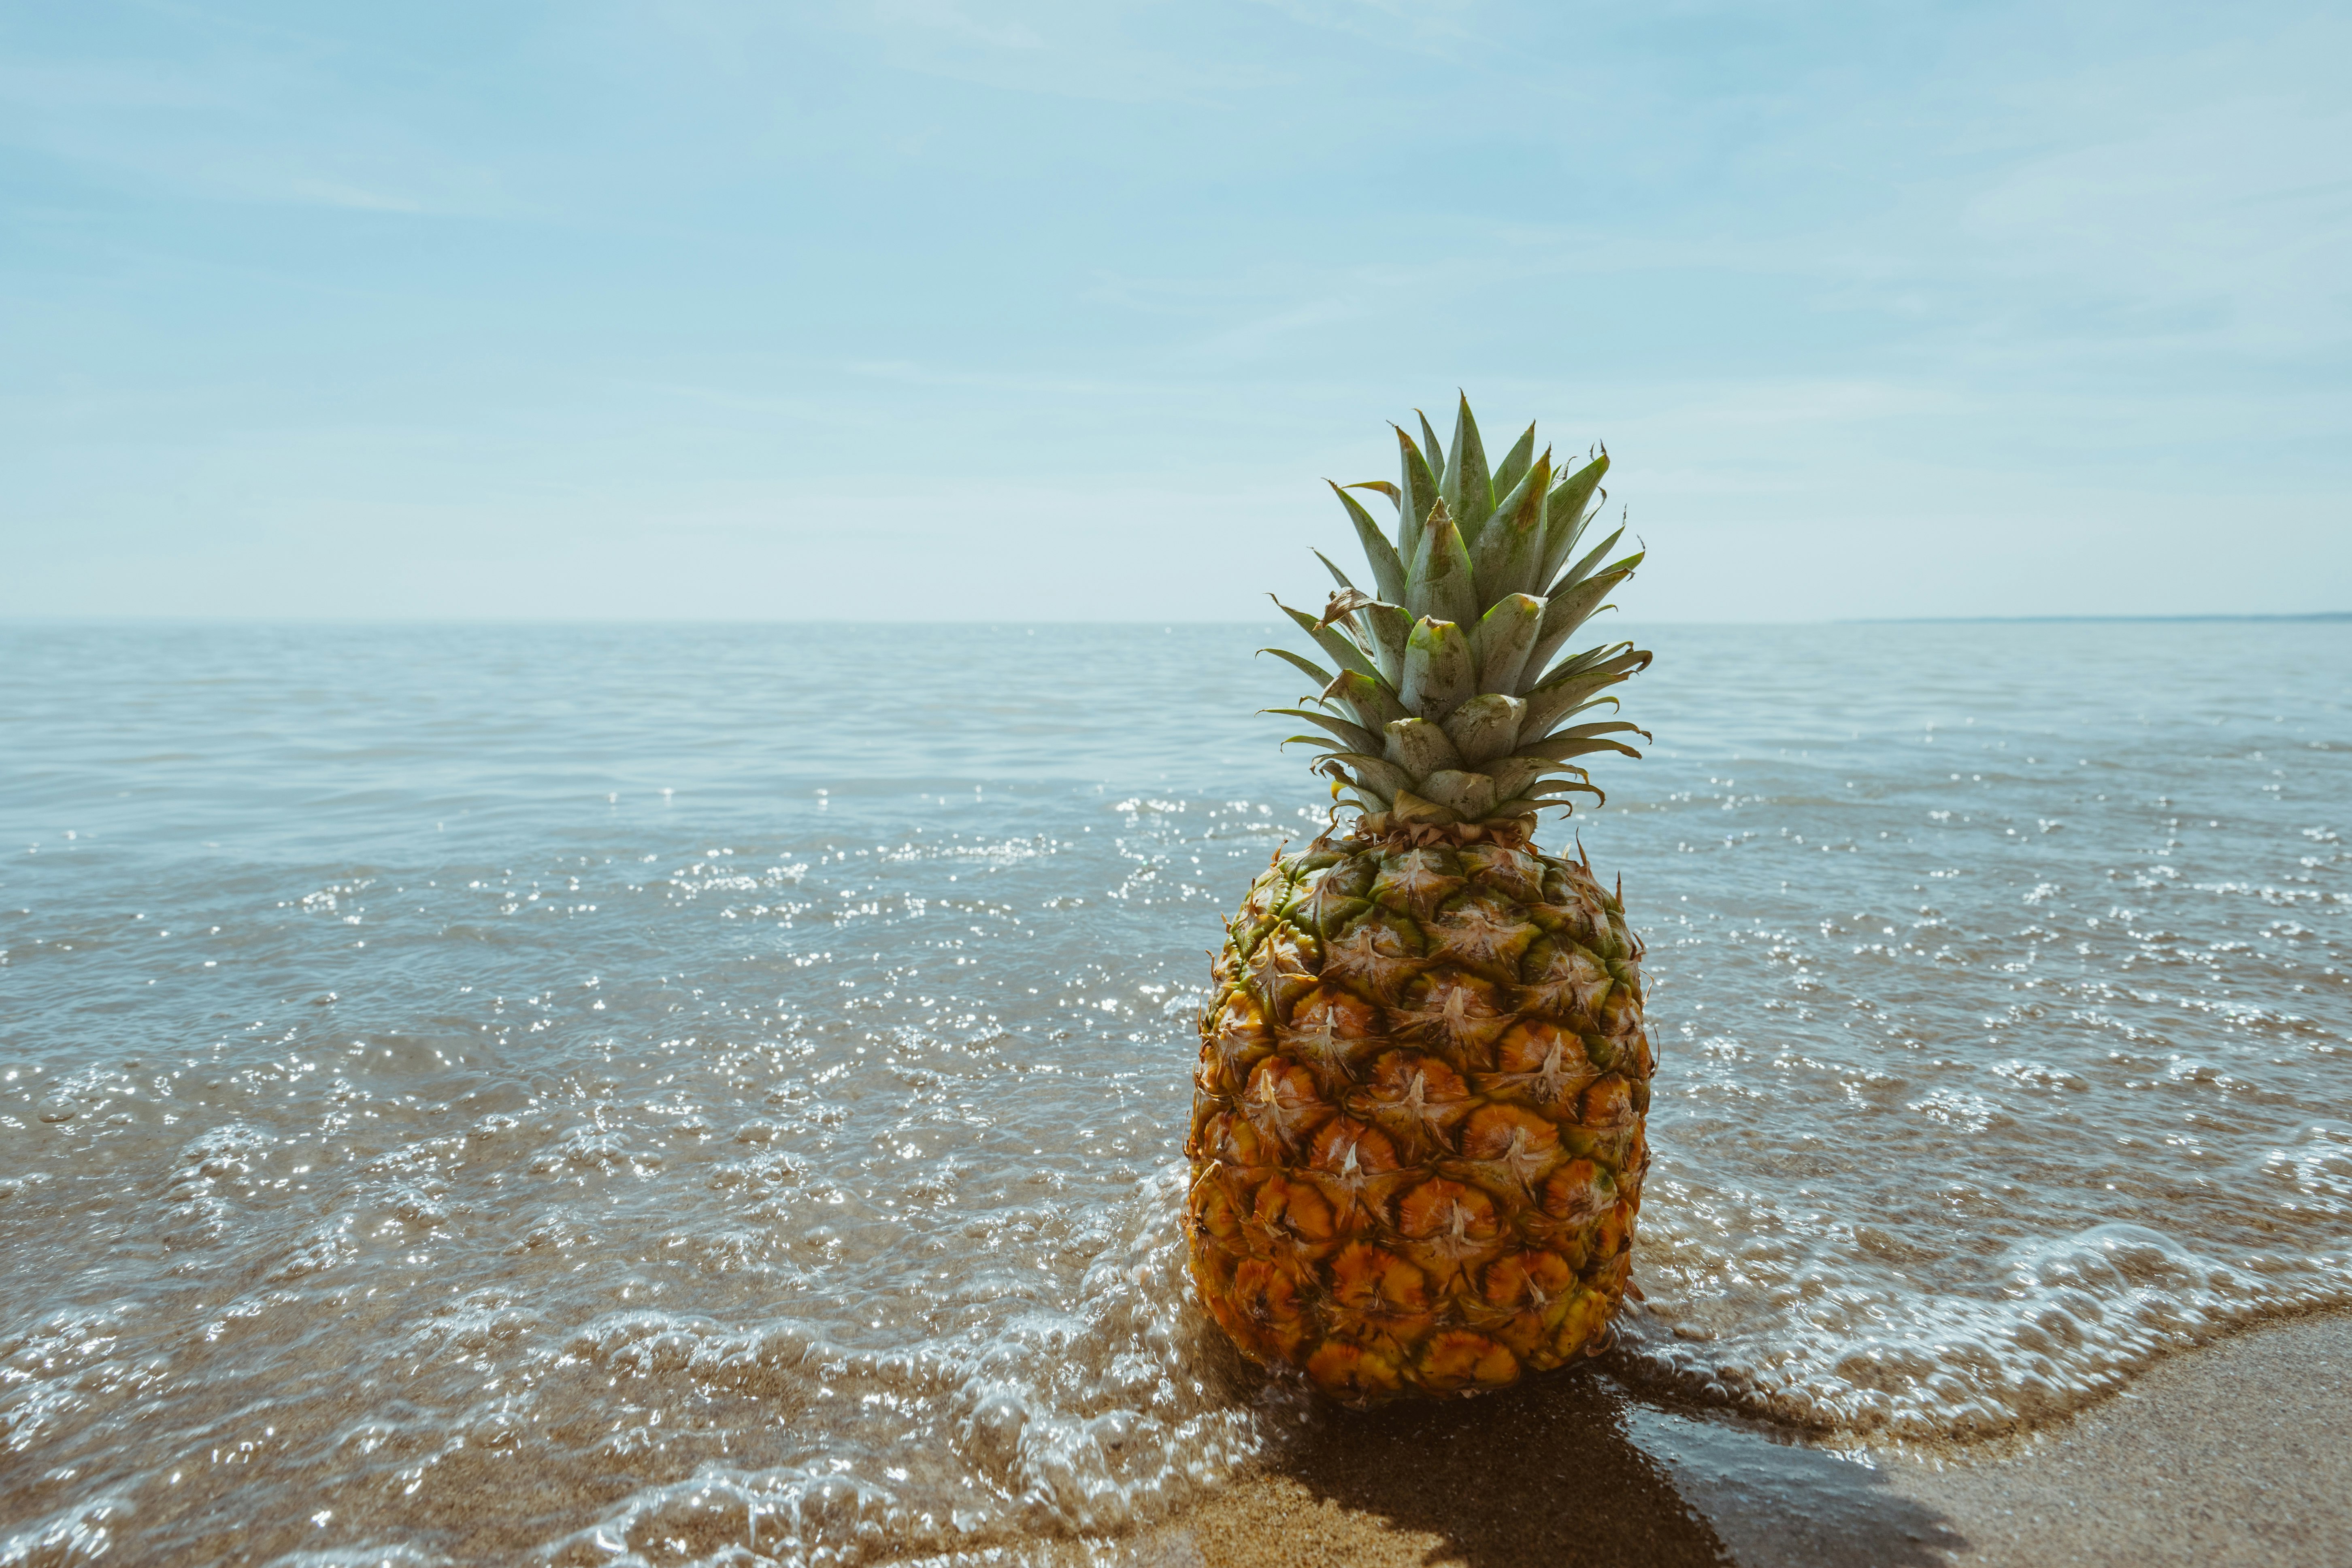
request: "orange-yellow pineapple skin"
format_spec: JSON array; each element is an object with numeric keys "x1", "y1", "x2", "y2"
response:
[{"x1": 1184, "y1": 819, "x2": 1651, "y2": 1405}]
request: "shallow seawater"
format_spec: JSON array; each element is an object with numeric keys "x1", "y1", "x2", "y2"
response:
[{"x1": 2, "y1": 620, "x2": 2347, "y2": 1565}]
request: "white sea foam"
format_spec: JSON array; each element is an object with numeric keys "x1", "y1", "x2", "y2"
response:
[{"x1": 545, "y1": 1167, "x2": 1290, "y2": 1567}]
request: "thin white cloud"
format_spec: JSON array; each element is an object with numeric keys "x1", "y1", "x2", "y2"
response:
[
  {"x1": 1239, "y1": 0, "x2": 1481, "y2": 55},
  {"x1": 0, "y1": 40, "x2": 509, "y2": 213},
  {"x1": 826, "y1": 0, "x2": 1294, "y2": 104}
]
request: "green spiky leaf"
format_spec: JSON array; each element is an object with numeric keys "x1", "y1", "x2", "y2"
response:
[
  {"x1": 1515, "y1": 725, "x2": 1646, "y2": 764},
  {"x1": 1524, "y1": 717, "x2": 1650, "y2": 749},
  {"x1": 1442, "y1": 394, "x2": 1494, "y2": 544},
  {"x1": 1486, "y1": 753, "x2": 1564, "y2": 799},
  {"x1": 1535, "y1": 638, "x2": 1650, "y2": 689},
  {"x1": 1537, "y1": 453, "x2": 1609, "y2": 587},
  {"x1": 1490, "y1": 423, "x2": 1537, "y2": 513},
  {"x1": 1390, "y1": 786, "x2": 1460, "y2": 825},
  {"x1": 1469, "y1": 451, "x2": 1552, "y2": 607},
  {"x1": 1275, "y1": 597, "x2": 1377, "y2": 681},
  {"x1": 1418, "y1": 768, "x2": 1498, "y2": 820},
  {"x1": 1328, "y1": 669, "x2": 1411, "y2": 730},
  {"x1": 1440, "y1": 692, "x2": 1526, "y2": 767},
  {"x1": 1260, "y1": 646, "x2": 1334, "y2": 690},
  {"x1": 1473, "y1": 592, "x2": 1545, "y2": 696},
  {"x1": 1500, "y1": 776, "x2": 1604, "y2": 815},
  {"x1": 1546, "y1": 523, "x2": 1624, "y2": 602},
  {"x1": 1416, "y1": 410, "x2": 1446, "y2": 488},
  {"x1": 1384, "y1": 715, "x2": 1463, "y2": 777},
  {"x1": 1398, "y1": 617, "x2": 1477, "y2": 719},
  {"x1": 1490, "y1": 792, "x2": 1592, "y2": 819},
  {"x1": 1405, "y1": 504, "x2": 1478, "y2": 630},
  {"x1": 1362, "y1": 601, "x2": 1413, "y2": 684},
  {"x1": 1523, "y1": 555, "x2": 1641, "y2": 686},
  {"x1": 1325, "y1": 751, "x2": 1413, "y2": 800},
  {"x1": 1520, "y1": 648, "x2": 1648, "y2": 733},
  {"x1": 1266, "y1": 707, "x2": 1381, "y2": 755},
  {"x1": 1398, "y1": 424, "x2": 1442, "y2": 570},
  {"x1": 1328, "y1": 482, "x2": 1407, "y2": 604}
]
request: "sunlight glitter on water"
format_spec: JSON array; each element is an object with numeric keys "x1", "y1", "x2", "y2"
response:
[{"x1": 0, "y1": 621, "x2": 2346, "y2": 1565}]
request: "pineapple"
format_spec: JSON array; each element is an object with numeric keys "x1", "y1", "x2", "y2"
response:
[{"x1": 1184, "y1": 396, "x2": 1655, "y2": 1405}]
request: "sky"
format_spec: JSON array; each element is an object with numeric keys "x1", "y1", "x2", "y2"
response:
[{"x1": 2, "y1": 0, "x2": 2346, "y2": 622}]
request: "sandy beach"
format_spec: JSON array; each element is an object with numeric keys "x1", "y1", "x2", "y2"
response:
[{"x1": 1131, "y1": 1311, "x2": 2352, "y2": 1568}]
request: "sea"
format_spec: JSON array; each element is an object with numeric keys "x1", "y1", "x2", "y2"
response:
[{"x1": 3, "y1": 619, "x2": 2347, "y2": 1566}]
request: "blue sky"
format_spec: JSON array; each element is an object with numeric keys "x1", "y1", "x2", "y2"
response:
[{"x1": 3, "y1": 1, "x2": 2346, "y2": 621}]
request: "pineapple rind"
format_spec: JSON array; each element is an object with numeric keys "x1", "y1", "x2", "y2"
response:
[{"x1": 1187, "y1": 821, "x2": 1652, "y2": 1406}]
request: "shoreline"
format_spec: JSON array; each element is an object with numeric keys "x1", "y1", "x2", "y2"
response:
[{"x1": 1128, "y1": 1309, "x2": 2352, "y2": 1567}]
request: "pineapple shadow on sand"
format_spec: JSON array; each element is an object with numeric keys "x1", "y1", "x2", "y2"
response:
[{"x1": 1162, "y1": 1351, "x2": 1968, "y2": 1568}]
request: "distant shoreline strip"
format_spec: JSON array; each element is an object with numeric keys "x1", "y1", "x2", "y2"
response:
[{"x1": 1843, "y1": 612, "x2": 2351, "y2": 624}]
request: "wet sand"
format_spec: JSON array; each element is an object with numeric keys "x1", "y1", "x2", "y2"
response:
[{"x1": 1130, "y1": 1311, "x2": 2352, "y2": 1568}]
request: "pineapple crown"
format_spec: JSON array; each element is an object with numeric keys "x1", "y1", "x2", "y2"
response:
[{"x1": 1265, "y1": 394, "x2": 1651, "y2": 829}]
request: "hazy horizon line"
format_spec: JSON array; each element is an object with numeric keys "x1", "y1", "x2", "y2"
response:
[{"x1": 2, "y1": 612, "x2": 2347, "y2": 629}]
